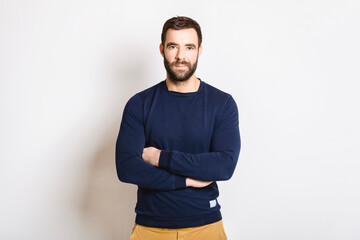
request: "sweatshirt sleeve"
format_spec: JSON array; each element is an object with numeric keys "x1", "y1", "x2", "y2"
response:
[
  {"x1": 116, "y1": 94, "x2": 187, "y2": 190},
  {"x1": 158, "y1": 95, "x2": 241, "y2": 181}
]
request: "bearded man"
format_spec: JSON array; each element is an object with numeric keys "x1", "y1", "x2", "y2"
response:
[{"x1": 116, "y1": 16, "x2": 241, "y2": 240}]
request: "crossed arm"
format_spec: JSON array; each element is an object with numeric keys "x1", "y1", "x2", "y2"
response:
[
  {"x1": 142, "y1": 147, "x2": 213, "y2": 188},
  {"x1": 116, "y1": 94, "x2": 240, "y2": 190}
]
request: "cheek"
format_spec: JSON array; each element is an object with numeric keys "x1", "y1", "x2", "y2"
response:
[
  {"x1": 189, "y1": 53, "x2": 199, "y2": 63},
  {"x1": 164, "y1": 55, "x2": 174, "y2": 64}
]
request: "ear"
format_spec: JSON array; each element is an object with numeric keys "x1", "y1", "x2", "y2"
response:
[
  {"x1": 159, "y1": 43, "x2": 164, "y2": 57},
  {"x1": 198, "y1": 44, "x2": 203, "y2": 57}
]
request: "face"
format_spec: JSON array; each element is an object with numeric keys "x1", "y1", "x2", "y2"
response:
[{"x1": 160, "y1": 28, "x2": 202, "y2": 82}]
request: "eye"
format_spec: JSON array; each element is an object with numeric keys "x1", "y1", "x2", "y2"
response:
[
  {"x1": 187, "y1": 46, "x2": 194, "y2": 50},
  {"x1": 169, "y1": 45, "x2": 177, "y2": 49}
]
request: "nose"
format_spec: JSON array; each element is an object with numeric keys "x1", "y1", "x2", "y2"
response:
[{"x1": 175, "y1": 47, "x2": 185, "y2": 60}]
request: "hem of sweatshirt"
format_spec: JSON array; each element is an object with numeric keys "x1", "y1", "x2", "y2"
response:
[{"x1": 135, "y1": 211, "x2": 222, "y2": 229}]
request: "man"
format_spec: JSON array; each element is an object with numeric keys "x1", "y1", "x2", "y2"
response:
[{"x1": 116, "y1": 16, "x2": 240, "y2": 240}]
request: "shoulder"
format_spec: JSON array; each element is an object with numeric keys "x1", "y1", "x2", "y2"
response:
[
  {"x1": 138, "y1": 82, "x2": 162, "y2": 97},
  {"x1": 126, "y1": 81, "x2": 163, "y2": 107},
  {"x1": 202, "y1": 82, "x2": 238, "y2": 127},
  {"x1": 204, "y1": 84, "x2": 239, "y2": 131},
  {"x1": 203, "y1": 81, "x2": 237, "y2": 107}
]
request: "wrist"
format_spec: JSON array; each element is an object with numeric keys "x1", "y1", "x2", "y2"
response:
[
  {"x1": 185, "y1": 178, "x2": 191, "y2": 187},
  {"x1": 156, "y1": 150, "x2": 161, "y2": 167}
]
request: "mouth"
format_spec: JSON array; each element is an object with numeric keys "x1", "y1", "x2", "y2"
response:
[{"x1": 175, "y1": 65, "x2": 187, "y2": 68}]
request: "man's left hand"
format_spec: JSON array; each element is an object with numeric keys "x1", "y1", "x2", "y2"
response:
[{"x1": 142, "y1": 147, "x2": 161, "y2": 167}]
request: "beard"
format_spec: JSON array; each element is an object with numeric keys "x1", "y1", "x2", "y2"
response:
[{"x1": 163, "y1": 56, "x2": 198, "y2": 82}]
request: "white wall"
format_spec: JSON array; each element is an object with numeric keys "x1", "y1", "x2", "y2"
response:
[{"x1": 1, "y1": 0, "x2": 359, "y2": 239}]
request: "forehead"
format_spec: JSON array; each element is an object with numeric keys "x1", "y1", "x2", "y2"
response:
[{"x1": 164, "y1": 28, "x2": 199, "y2": 45}]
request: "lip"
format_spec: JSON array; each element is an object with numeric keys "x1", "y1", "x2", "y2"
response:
[{"x1": 175, "y1": 65, "x2": 187, "y2": 68}]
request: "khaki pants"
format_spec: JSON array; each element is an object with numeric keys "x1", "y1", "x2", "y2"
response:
[{"x1": 129, "y1": 220, "x2": 227, "y2": 240}]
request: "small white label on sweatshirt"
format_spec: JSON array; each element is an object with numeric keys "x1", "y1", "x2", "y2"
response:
[{"x1": 209, "y1": 199, "x2": 217, "y2": 208}]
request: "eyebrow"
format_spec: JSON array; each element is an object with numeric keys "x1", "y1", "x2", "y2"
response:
[
  {"x1": 166, "y1": 42, "x2": 197, "y2": 49},
  {"x1": 185, "y1": 43, "x2": 197, "y2": 49}
]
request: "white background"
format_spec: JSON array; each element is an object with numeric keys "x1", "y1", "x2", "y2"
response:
[{"x1": 1, "y1": 0, "x2": 360, "y2": 239}]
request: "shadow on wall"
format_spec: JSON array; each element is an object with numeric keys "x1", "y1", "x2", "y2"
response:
[
  {"x1": 80, "y1": 141, "x2": 137, "y2": 240},
  {"x1": 78, "y1": 43, "x2": 149, "y2": 240}
]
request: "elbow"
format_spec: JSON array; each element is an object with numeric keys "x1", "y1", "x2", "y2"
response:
[
  {"x1": 224, "y1": 170, "x2": 235, "y2": 181},
  {"x1": 116, "y1": 164, "x2": 136, "y2": 184},
  {"x1": 219, "y1": 167, "x2": 235, "y2": 181},
  {"x1": 115, "y1": 153, "x2": 133, "y2": 183},
  {"x1": 116, "y1": 162, "x2": 128, "y2": 183},
  {"x1": 116, "y1": 167, "x2": 127, "y2": 183},
  {"x1": 116, "y1": 151, "x2": 143, "y2": 185},
  {"x1": 218, "y1": 151, "x2": 239, "y2": 181}
]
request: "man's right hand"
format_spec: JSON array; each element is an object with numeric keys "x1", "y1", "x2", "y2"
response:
[{"x1": 186, "y1": 178, "x2": 213, "y2": 188}]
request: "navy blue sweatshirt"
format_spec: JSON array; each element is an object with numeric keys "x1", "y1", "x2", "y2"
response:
[{"x1": 116, "y1": 79, "x2": 240, "y2": 228}]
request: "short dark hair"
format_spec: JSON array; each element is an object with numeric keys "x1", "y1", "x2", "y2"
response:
[{"x1": 161, "y1": 16, "x2": 202, "y2": 47}]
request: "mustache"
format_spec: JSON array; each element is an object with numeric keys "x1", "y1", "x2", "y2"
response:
[{"x1": 170, "y1": 60, "x2": 191, "y2": 67}]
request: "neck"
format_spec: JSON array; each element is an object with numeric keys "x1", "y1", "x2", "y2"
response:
[{"x1": 165, "y1": 75, "x2": 200, "y2": 93}]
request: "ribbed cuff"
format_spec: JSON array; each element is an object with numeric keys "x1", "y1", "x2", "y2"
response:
[
  {"x1": 173, "y1": 175, "x2": 186, "y2": 189},
  {"x1": 159, "y1": 150, "x2": 171, "y2": 169}
]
